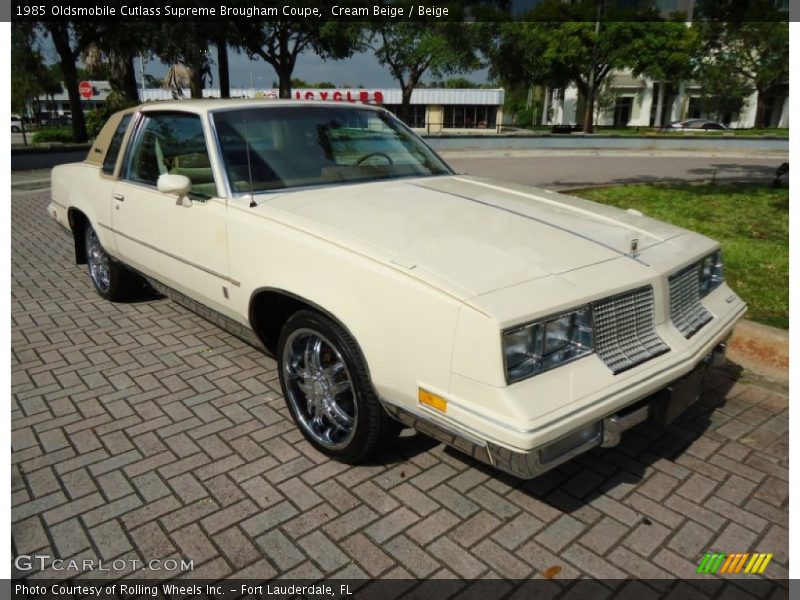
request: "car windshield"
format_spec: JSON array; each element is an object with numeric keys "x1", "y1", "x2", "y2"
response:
[{"x1": 212, "y1": 106, "x2": 452, "y2": 194}]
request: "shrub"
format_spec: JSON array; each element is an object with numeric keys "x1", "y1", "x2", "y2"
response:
[{"x1": 32, "y1": 126, "x2": 75, "y2": 144}]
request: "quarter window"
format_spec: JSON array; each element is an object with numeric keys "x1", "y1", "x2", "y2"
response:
[
  {"x1": 102, "y1": 114, "x2": 132, "y2": 175},
  {"x1": 125, "y1": 112, "x2": 215, "y2": 198}
]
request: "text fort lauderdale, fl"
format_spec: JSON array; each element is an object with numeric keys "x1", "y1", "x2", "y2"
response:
[{"x1": 17, "y1": 584, "x2": 354, "y2": 597}]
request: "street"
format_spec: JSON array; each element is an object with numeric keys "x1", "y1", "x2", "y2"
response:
[{"x1": 442, "y1": 150, "x2": 786, "y2": 190}]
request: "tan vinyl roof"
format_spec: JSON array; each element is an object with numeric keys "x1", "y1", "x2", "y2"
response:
[{"x1": 85, "y1": 106, "x2": 138, "y2": 167}]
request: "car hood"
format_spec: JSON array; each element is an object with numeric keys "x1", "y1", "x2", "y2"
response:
[{"x1": 258, "y1": 175, "x2": 688, "y2": 299}]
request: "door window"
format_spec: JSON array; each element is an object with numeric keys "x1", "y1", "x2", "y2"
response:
[{"x1": 125, "y1": 112, "x2": 215, "y2": 198}]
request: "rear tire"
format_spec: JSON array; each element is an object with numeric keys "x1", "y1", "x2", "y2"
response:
[
  {"x1": 277, "y1": 310, "x2": 400, "y2": 463},
  {"x1": 84, "y1": 223, "x2": 137, "y2": 301}
]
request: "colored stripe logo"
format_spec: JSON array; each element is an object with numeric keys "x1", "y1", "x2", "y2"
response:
[{"x1": 697, "y1": 552, "x2": 773, "y2": 574}]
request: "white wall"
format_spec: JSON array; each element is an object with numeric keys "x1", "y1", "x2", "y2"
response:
[
  {"x1": 734, "y1": 90, "x2": 759, "y2": 128},
  {"x1": 778, "y1": 95, "x2": 789, "y2": 127},
  {"x1": 630, "y1": 82, "x2": 653, "y2": 127},
  {"x1": 563, "y1": 86, "x2": 579, "y2": 125}
]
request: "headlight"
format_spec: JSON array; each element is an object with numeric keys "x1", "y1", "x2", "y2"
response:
[
  {"x1": 503, "y1": 307, "x2": 594, "y2": 383},
  {"x1": 698, "y1": 250, "x2": 724, "y2": 297}
]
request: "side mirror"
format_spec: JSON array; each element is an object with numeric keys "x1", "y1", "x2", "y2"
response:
[{"x1": 157, "y1": 174, "x2": 192, "y2": 196}]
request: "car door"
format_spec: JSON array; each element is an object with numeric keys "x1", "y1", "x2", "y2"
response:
[{"x1": 112, "y1": 110, "x2": 234, "y2": 316}]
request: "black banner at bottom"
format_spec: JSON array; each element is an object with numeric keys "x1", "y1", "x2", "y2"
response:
[{"x1": 7, "y1": 578, "x2": 793, "y2": 600}]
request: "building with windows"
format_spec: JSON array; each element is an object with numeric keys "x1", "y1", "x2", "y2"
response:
[
  {"x1": 541, "y1": 72, "x2": 788, "y2": 129},
  {"x1": 28, "y1": 80, "x2": 111, "y2": 122}
]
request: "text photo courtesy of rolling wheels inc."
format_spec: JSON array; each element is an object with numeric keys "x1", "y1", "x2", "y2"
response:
[{"x1": 8, "y1": 1, "x2": 790, "y2": 599}]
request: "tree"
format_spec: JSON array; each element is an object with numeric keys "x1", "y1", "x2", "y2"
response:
[
  {"x1": 76, "y1": 22, "x2": 151, "y2": 103},
  {"x1": 692, "y1": 60, "x2": 753, "y2": 123},
  {"x1": 154, "y1": 22, "x2": 214, "y2": 98},
  {"x1": 12, "y1": 23, "x2": 61, "y2": 144},
  {"x1": 371, "y1": 22, "x2": 480, "y2": 123},
  {"x1": 593, "y1": 79, "x2": 617, "y2": 124},
  {"x1": 163, "y1": 63, "x2": 193, "y2": 99},
  {"x1": 693, "y1": 18, "x2": 788, "y2": 127},
  {"x1": 628, "y1": 19, "x2": 697, "y2": 127},
  {"x1": 485, "y1": 1, "x2": 690, "y2": 132},
  {"x1": 40, "y1": 21, "x2": 92, "y2": 142},
  {"x1": 144, "y1": 74, "x2": 164, "y2": 88},
  {"x1": 238, "y1": 15, "x2": 364, "y2": 99}
]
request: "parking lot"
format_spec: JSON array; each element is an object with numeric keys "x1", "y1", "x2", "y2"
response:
[{"x1": 11, "y1": 179, "x2": 788, "y2": 593}]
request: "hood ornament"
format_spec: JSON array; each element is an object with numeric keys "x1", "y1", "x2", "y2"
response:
[{"x1": 630, "y1": 238, "x2": 639, "y2": 257}]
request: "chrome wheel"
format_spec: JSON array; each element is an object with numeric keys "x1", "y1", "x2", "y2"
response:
[
  {"x1": 86, "y1": 226, "x2": 111, "y2": 293},
  {"x1": 282, "y1": 328, "x2": 356, "y2": 449}
]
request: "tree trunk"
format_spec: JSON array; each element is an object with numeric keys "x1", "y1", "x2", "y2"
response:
[
  {"x1": 754, "y1": 86, "x2": 767, "y2": 128},
  {"x1": 399, "y1": 86, "x2": 413, "y2": 125},
  {"x1": 21, "y1": 113, "x2": 28, "y2": 146},
  {"x1": 190, "y1": 58, "x2": 204, "y2": 98},
  {"x1": 47, "y1": 23, "x2": 88, "y2": 142},
  {"x1": 217, "y1": 39, "x2": 230, "y2": 98},
  {"x1": 582, "y1": 86, "x2": 595, "y2": 133},
  {"x1": 277, "y1": 66, "x2": 292, "y2": 99},
  {"x1": 541, "y1": 85, "x2": 550, "y2": 125},
  {"x1": 653, "y1": 82, "x2": 666, "y2": 128},
  {"x1": 121, "y1": 55, "x2": 140, "y2": 102}
]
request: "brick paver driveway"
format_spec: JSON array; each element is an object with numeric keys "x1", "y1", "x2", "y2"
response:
[{"x1": 11, "y1": 187, "x2": 789, "y2": 593}]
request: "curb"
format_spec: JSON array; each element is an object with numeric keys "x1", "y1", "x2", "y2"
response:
[{"x1": 728, "y1": 320, "x2": 788, "y2": 384}]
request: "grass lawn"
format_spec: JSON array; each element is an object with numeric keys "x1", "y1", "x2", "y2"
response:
[{"x1": 572, "y1": 183, "x2": 788, "y2": 329}]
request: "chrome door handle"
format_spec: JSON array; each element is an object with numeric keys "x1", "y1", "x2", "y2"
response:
[{"x1": 113, "y1": 193, "x2": 125, "y2": 202}]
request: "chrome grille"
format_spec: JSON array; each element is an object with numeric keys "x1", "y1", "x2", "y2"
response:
[
  {"x1": 669, "y1": 265, "x2": 713, "y2": 338},
  {"x1": 593, "y1": 286, "x2": 669, "y2": 374}
]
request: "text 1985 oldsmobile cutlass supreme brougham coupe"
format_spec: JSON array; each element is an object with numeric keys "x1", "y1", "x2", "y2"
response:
[{"x1": 48, "y1": 100, "x2": 746, "y2": 478}]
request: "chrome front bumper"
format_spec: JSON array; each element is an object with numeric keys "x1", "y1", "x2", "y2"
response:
[{"x1": 386, "y1": 342, "x2": 728, "y2": 480}]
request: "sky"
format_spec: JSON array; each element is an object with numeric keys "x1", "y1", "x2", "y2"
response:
[{"x1": 36, "y1": 35, "x2": 493, "y2": 91}]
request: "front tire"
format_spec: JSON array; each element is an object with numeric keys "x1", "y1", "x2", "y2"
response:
[
  {"x1": 84, "y1": 223, "x2": 136, "y2": 301},
  {"x1": 277, "y1": 310, "x2": 400, "y2": 463}
]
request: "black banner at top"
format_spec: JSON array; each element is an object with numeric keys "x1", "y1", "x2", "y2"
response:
[
  {"x1": 9, "y1": 0, "x2": 792, "y2": 23},
  {"x1": 12, "y1": 0, "x2": 488, "y2": 22}
]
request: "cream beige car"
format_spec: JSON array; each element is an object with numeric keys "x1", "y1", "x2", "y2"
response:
[{"x1": 48, "y1": 100, "x2": 746, "y2": 478}]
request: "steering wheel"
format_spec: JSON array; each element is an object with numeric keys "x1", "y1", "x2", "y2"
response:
[{"x1": 353, "y1": 152, "x2": 394, "y2": 166}]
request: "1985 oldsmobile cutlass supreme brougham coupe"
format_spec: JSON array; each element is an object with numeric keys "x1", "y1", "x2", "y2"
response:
[{"x1": 48, "y1": 100, "x2": 746, "y2": 478}]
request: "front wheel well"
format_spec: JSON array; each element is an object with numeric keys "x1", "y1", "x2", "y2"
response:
[
  {"x1": 249, "y1": 290, "x2": 321, "y2": 356},
  {"x1": 67, "y1": 208, "x2": 88, "y2": 264}
]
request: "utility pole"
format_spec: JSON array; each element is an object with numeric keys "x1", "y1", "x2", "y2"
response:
[{"x1": 139, "y1": 54, "x2": 145, "y2": 101}]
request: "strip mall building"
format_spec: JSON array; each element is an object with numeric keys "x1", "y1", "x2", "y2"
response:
[{"x1": 139, "y1": 87, "x2": 507, "y2": 133}]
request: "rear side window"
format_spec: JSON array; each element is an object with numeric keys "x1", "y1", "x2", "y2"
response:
[{"x1": 102, "y1": 114, "x2": 132, "y2": 174}]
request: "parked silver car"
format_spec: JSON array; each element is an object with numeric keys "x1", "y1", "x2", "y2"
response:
[{"x1": 667, "y1": 118, "x2": 728, "y2": 131}]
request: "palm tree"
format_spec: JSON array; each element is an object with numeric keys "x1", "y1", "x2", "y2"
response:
[{"x1": 163, "y1": 63, "x2": 192, "y2": 99}]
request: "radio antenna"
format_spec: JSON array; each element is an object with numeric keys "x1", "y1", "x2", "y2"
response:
[{"x1": 244, "y1": 116, "x2": 256, "y2": 208}]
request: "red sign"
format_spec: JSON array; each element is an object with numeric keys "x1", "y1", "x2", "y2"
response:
[
  {"x1": 79, "y1": 81, "x2": 93, "y2": 99},
  {"x1": 293, "y1": 90, "x2": 384, "y2": 104}
]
